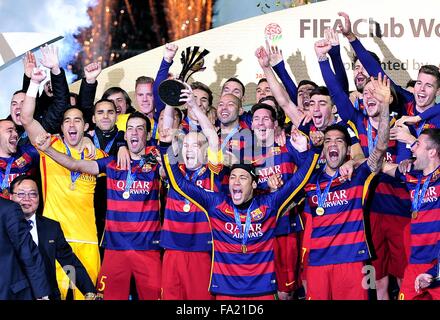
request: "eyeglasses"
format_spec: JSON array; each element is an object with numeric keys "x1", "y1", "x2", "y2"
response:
[{"x1": 12, "y1": 192, "x2": 39, "y2": 199}]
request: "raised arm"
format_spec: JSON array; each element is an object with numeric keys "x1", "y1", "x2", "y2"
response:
[
  {"x1": 179, "y1": 84, "x2": 220, "y2": 158},
  {"x1": 325, "y1": 28, "x2": 349, "y2": 94},
  {"x1": 366, "y1": 74, "x2": 391, "y2": 173},
  {"x1": 271, "y1": 147, "x2": 321, "y2": 219},
  {"x1": 78, "y1": 61, "x2": 102, "y2": 125},
  {"x1": 153, "y1": 43, "x2": 178, "y2": 118},
  {"x1": 338, "y1": 12, "x2": 413, "y2": 105},
  {"x1": 315, "y1": 39, "x2": 360, "y2": 124},
  {"x1": 34, "y1": 132, "x2": 100, "y2": 176},
  {"x1": 255, "y1": 46, "x2": 305, "y2": 128},
  {"x1": 267, "y1": 41, "x2": 298, "y2": 104}
]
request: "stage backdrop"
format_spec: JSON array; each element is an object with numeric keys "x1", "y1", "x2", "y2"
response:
[{"x1": 70, "y1": 0, "x2": 440, "y2": 107}]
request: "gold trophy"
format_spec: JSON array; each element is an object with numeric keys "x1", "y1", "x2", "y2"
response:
[{"x1": 158, "y1": 46, "x2": 209, "y2": 107}]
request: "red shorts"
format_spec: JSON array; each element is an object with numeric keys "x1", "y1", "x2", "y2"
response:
[
  {"x1": 216, "y1": 294, "x2": 276, "y2": 300},
  {"x1": 274, "y1": 233, "x2": 299, "y2": 292},
  {"x1": 399, "y1": 263, "x2": 440, "y2": 300},
  {"x1": 97, "y1": 249, "x2": 161, "y2": 300},
  {"x1": 306, "y1": 262, "x2": 368, "y2": 300},
  {"x1": 370, "y1": 213, "x2": 410, "y2": 279},
  {"x1": 161, "y1": 250, "x2": 214, "y2": 300}
]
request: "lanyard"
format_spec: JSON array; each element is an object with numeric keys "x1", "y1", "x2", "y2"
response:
[
  {"x1": 63, "y1": 142, "x2": 84, "y2": 187},
  {"x1": 152, "y1": 120, "x2": 158, "y2": 140},
  {"x1": 221, "y1": 126, "x2": 240, "y2": 151},
  {"x1": 93, "y1": 133, "x2": 117, "y2": 154},
  {"x1": 124, "y1": 157, "x2": 146, "y2": 195},
  {"x1": 0, "y1": 157, "x2": 14, "y2": 190},
  {"x1": 412, "y1": 174, "x2": 432, "y2": 213},
  {"x1": 367, "y1": 119, "x2": 379, "y2": 155},
  {"x1": 233, "y1": 199, "x2": 254, "y2": 252},
  {"x1": 316, "y1": 167, "x2": 339, "y2": 209},
  {"x1": 416, "y1": 120, "x2": 426, "y2": 138},
  {"x1": 183, "y1": 167, "x2": 204, "y2": 207}
]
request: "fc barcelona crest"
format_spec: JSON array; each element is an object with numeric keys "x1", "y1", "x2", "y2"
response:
[{"x1": 250, "y1": 208, "x2": 264, "y2": 221}]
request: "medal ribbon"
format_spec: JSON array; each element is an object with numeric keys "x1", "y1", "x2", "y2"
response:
[
  {"x1": 124, "y1": 157, "x2": 146, "y2": 196},
  {"x1": 220, "y1": 126, "x2": 240, "y2": 152},
  {"x1": 183, "y1": 167, "x2": 204, "y2": 207},
  {"x1": 93, "y1": 133, "x2": 117, "y2": 154},
  {"x1": 416, "y1": 120, "x2": 426, "y2": 138},
  {"x1": 367, "y1": 119, "x2": 379, "y2": 155},
  {"x1": 412, "y1": 174, "x2": 432, "y2": 214},
  {"x1": 0, "y1": 157, "x2": 14, "y2": 191},
  {"x1": 63, "y1": 142, "x2": 84, "y2": 187},
  {"x1": 315, "y1": 166, "x2": 339, "y2": 210},
  {"x1": 233, "y1": 199, "x2": 255, "y2": 252}
]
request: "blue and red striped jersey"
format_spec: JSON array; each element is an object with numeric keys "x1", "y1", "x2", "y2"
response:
[
  {"x1": 396, "y1": 167, "x2": 440, "y2": 264},
  {"x1": 161, "y1": 162, "x2": 227, "y2": 252},
  {"x1": 0, "y1": 144, "x2": 39, "y2": 198},
  {"x1": 96, "y1": 152, "x2": 161, "y2": 251},
  {"x1": 304, "y1": 162, "x2": 375, "y2": 266},
  {"x1": 162, "y1": 145, "x2": 319, "y2": 296},
  {"x1": 253, "y1": 142, "x2": 304, "y2": 235}
]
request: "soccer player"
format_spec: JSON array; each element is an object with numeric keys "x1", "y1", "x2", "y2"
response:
[
  {"x1": 160, "y1": 111, "x2": 321, "y2": 299},
  {"x1": 160, "y1": 88, "x2": 225, "y2": 299},
  {"x1": 34, "y1": 111, "x2": 162, "y2": 300},
  {"x1": 302, "y1": 74, "x2": 391, "y2": 300},
  {"x1": 20, "y1": 68, "x2": 106, "y2": 300},
  {"x1": 317, "y1": 37, "x2": 412, "y2": 299},
  {"x1": 381, "y1": 129, "x2": 440, "y2": 300}
]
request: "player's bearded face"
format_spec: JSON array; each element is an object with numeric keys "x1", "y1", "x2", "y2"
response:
[
  {"x1": 125, "y1": 118, "x2": 147, "y2": 154},
  {"x1": 252, "y1": 108, "x2": 276, "y2": 143},
  {"x1": 323, "y1": 130, "x2": 348, "y2": 170},
  {"x1": 61, "y1": 108, "x2": 87, "y2": 147},
  {"x1": 411, "y1": 135, "x2": 430, "y2": 171},
  {"x1": 363, "y1": 82, "x2": 381, "y2": 118},
  {"x1": 229, "y1": 168, "x2": 255, "y2": 205},
  {"x1": 353, "y1": 60, "x2": 369, "y2": 93}
]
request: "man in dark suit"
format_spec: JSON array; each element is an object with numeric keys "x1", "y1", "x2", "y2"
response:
[
  {"x1": 10, "y1": 175, "x2": 97, "y2": 300},
  {"x1": 0, "y1": 196, "x2": 50, "y2": 300}
]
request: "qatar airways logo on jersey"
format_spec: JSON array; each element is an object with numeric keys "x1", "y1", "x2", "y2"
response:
[
  {"x1": 310, "y1": 189, "x2": 349, "y2": 207},
  {"x1": 224, "y1": 223, "x2": 263, "y2": 239},
  {"x1": 385, "y1": 152, "x2": 394, "y2": 162},
  {"x1": 410, "y1": 186, "x2": 438, "y2": 203},
  {"x1": 116, "y1": 180, "x2": 151, "y2": 195},
  {"x1": 256, "y1": 165, "x2": 281, "y2": 183}
]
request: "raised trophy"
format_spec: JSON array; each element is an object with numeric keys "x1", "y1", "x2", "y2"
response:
[{"x1": 158, "y1": 46, "x2": 209, "y2": 107}]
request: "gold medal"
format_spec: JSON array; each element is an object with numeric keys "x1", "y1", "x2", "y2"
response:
[
  {"x1": 411, "y1": 211, "x2": 418, "y2": 219},
  {"x1": 183, "y1": 203, "x2": 191, "y2": 212},
  {"x1": 2, "y1": 188, "x2": 9, "y2": 197},
  {"x1": 241, "y1": 244, "x2": 247, "y2": 254},
  {"x1": 122, "y1": 191, "x2": 130, "y2": 199},
  {"x1": 316, "y1": 207, "x2": 325, "y2": 216},
  {"x1": 70, "y1": 183, "x2": 75, "y2": 191}
]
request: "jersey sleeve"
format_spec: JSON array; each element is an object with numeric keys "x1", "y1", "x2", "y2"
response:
[
  {"x1": 272, "y1": 60, "x2": 298, "y2": 105},
  {"x1": 96, "y1": 156, "x2": 114, "y2": 174},
  {"x1": 269, "y1": 148, "x2": 320, "y2": 219},
  {"x1": 328, "y1": 45, "x2": 349, "y2": 95}
]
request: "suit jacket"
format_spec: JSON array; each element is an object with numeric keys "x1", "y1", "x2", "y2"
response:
[
  {"x1": 35, "y1": 215, "x2": 96, "y2": 299},
  {"x1": 0, "y1": 197, "x2": 50, "y2": 300}
]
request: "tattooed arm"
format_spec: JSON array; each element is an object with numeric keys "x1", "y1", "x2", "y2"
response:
[{"x1": 366, "y1": 74, "x2": 391, "y2": 173}]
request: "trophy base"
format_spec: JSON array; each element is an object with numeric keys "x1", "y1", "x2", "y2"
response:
[{"x1": 158, "y1": 79, "x2": 186, "y2": 107}]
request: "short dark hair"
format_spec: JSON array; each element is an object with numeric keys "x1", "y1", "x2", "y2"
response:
[
  {"x1": 191, "y1": 81, "x2": 213, "y2": 106},
  {"x1": 352, "y1": 51, "x2": 381, "y2": 68},
  {"x1": 222, "y1": 77, "x2": 245, "y2": 96},
  {"x1": 10, "y1": 175, "x2": 40, "y2": 194},
  {"x1": 127, "y1": 111, "x2": 151, "y2": 134},
  {"x1": 93, "y1": 98, "x2": 117, "y2": 114},
  {"x1": 421, "y1": 128, "x2": 440, "y2": 156},
  {"x1": 257, "y1": 78, "x2": 268, "y2": 85},
  {"x1": 258, "y1": 96, "x2": 285, "y2": 126},
  {"x1": 102, "y1": 87, "x2": 132, "y2": 106},
  {"x1": 12, "y1": 90, "x2": 26, "y2": 96},
  {"x1": 251, "y1": 103, "x2": 277, "y2": 121},
  {"x1": 406, "y1": 79, "x2": 417, "y2": 88},
  {"x1": 298, "y1": 80, "x2": 318, "y2": 90},
  {"x1": 230, "y1": 163, "x2": 257, "y2": 182},
  {"x1": 419, "y1": 65, "x2": 440, "y2": 88},
  {"x1": 63, "y1": 106, "x2": 85, "y2": 121},
  {"x1": 310, "y1": 86, "x2": 332, "y2": 101},
  {"x1": 69, "y1": 92, "x2": 79, "y2": 107},
  {"x1": 323, "y1": 123, "x2": 352, "y2": 146}
]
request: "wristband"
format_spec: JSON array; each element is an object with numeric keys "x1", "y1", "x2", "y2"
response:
[
  {"x1": 27, "y1": 81, "x2": 40, "y2": 98},
  {"x1": 317, "y1": 55, "x2": 329, "y2": 62}
]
